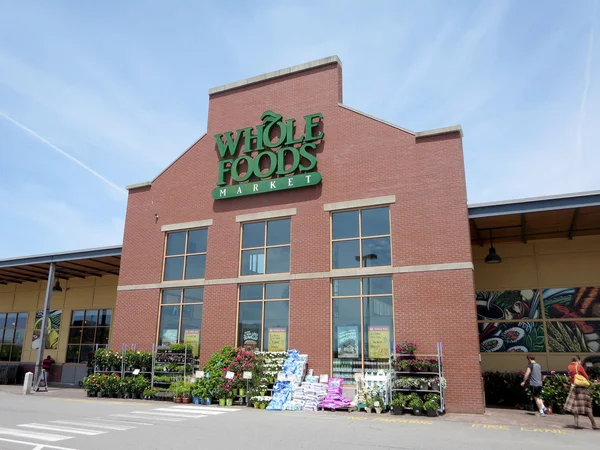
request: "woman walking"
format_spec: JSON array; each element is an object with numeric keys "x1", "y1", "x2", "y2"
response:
[{"x1": 564, "y1": 356, "x2": 597, "y2": 430}]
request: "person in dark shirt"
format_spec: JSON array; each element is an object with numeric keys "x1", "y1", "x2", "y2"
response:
[
  {"x1": 520, "y1": 354, "x2": 547, "y2": 416},
  {"x1": 42, "y1": 355, "x2": 55, "y2": 373}
]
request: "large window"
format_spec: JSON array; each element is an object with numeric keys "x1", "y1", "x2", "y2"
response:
[
  {"x1": 163, "y1": 228, "x2": 208, "y2": 281},
  {"x1": 237, "y1": 283, "x2": 290, "y2": 351},
  {"x1": 331, "y1": 207, "x2": 391, "y2": 269},
  {"x1": 477, "y1": 287, "x2": 600, "y2": 354},
  {"x1": 332, "y1": 276, "x2": 394, "y2": 384},
  {"x1": 240, "y1": 219, "x2": 291, "y2": 276},
  {"x1": 158, "y1": 288, "x2": 204, "y2": 354},
  {"x1": 0, "y1": 312, "x2": 28, "y2": 362},
  {"x1": 66, "y1": 309, "x2": 111, "y2": 363}
]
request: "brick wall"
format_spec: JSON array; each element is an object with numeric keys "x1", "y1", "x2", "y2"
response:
[{"x1": 113, "y1": 59, "x2": 483, "y2": 413}]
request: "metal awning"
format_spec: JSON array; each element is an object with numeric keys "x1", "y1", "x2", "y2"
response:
[
  {"x1": 0, "y1": 245, "x2": 122, "y2": 285},
  {"x1": 468, "y1": 190, "x2": 600, "y2": 245}
]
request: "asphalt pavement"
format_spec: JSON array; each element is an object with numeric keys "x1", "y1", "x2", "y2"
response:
[{"x1": 0, "y1": 390, "x2": 598, "y2": 450}]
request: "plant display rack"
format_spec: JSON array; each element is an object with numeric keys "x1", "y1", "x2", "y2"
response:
[
  {"x1": 151, "y1": 344, "x2": 197, "y2": 390},
  {"x1": 387, "y1": 342, "x2": 445, "y2": 414},
  {"x1": 93, "y1": 344, "x2": 153, "y2": 380}
]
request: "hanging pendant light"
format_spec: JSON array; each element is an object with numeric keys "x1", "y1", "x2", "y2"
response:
[
  {"x1": 485, "y1": 230, "x2": 502, "y2": 264},
  {"x1": 52, "y1": 279, "x2": 63, "y2": 292}
]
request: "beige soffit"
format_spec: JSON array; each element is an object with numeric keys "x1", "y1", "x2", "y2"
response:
[
  {"x1": 323, "y1": 195, "x2": 396, "y2": 212},
  {"x1": 415, "y1": 125, "x2": 463, "y2": 138},
  {"x1": 235, "y1": 208, "x2": 297, "y2": 223},
  {"x1": 209, "y1": 56, "x2": 341, "y2": 95},
  {"x1": 116, "y1": 261, "x2": 473, "y2": 291},
  {"x1": 161, "y1": 219, "x2": 214, "y2": 232}
]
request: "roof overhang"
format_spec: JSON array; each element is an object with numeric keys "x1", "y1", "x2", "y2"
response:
[
  {"x1": 0, "y1": 246, "x2": 122, "y2": 285},
  {"x1": 468, "y1": 191, "x2": 600, "y2": 245}
]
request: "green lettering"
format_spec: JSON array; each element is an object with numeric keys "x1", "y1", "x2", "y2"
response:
[
  {"x1": 285, "y1": 119, "x2": 304, "y2": 145},
  {"x1": 214, "y1": 131, "x2": 243, "y2": 158},
  {"x1": 217, "y1": 159, "x2": 233, "y2": 186},
  {"x1": 242, "y1": 125, "x2": 265, "y2": 153},
  {"x1": 231, "y1": 156, "x2": 253, "y2": 182},
  {"x1": 263, "y1": 120, "x2": 287, "y2": 148},
  {"x1": 299, "y1": 143, "x2": 317, "y2": 172},
  {"x1": 303, "y1": 113, "x2": 324, "y2": 142},
  {"x1": 276, "y1": 147, "x2": 300, "y2": 175},
  {"x1": 253, "y1": 152, "x2": 277, "y2": 178}
]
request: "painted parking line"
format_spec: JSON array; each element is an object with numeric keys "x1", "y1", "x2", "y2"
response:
[
  {"x1": 471, "y1": 424, "x2": 570, "y2": 434},
  {"x1": 0, "y1": 437, "x2": 77, "y2": 450},
  {"x1": 346, "y1": 416, "x2": 433, "y2": 425},
  {"x1": 50, "y1": 420, "x2": 134, "y2": 431},
  {"x1": 0, "y1": 427, "x2": 71, "y2": 442},
  {"x1": 19, "y1": 424, "x2": 105, "y2": 436},
  {"x1": 109, "y1": 413, "x2": 183, "y2": 422}
]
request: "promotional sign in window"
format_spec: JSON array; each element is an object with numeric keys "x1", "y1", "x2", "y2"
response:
[
  {"x1": 183, "y1": 329, "x2": 200, "y2": 356},
  {"x1": 267, "y1": 328, "x2": 287, "y2": 352},
  {"x1": 367, "y1": 326, "x2": 390, "y2": 359},
  {"x1": 162, "y1": 329, "x2": 178, "y2": 345},
  {"x1": 337, "y1": 326, "x2": 359, "y2": 358}
]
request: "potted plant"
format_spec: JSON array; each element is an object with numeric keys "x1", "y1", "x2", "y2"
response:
[
  {"x1": 396, "y1": 342, "x2": 417, "y2": 357},
  {"x1": 424, "y1": 394, "x2": 440, "y2": 417},
  {"x1": 365, "y1": 397, "x2": 374, "y2": 414},
  {"x1": 409, "y1": 394, "x2": 424, "y2": 416},
  {"x1": 390, "y1": 393, "x2": 408, "y2": 415},
  {"x1": 373, "y1": 394, "x2": 384, "y2": 414}
]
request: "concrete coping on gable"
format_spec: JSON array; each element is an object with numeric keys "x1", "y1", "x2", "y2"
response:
[
  {"x1": 126, "y1": 181, "x2": 152, "y2": 191},
  {"x1": 208, "y1": 56, "x2": 342, "y2": 95},
  {"x1": 415, "y1": 125, "x2": 463, "y2": 139}
]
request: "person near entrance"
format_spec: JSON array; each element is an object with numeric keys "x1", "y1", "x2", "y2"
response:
[
  {"x1": 564, "y1": 356, "x2": 598, "y2": 430},
  {"x1": 42, "y1": 355, "x2": 55, "y2": 380},
  {"x1": 520, "y1": 354, "x2": 547, "y2": 416}
]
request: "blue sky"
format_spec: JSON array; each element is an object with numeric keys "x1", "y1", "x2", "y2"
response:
[{"x1": 0, "y1": 0, "x2": 598, "y2": 258}]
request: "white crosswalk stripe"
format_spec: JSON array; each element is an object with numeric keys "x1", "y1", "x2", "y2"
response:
[
  {"x1": 19, "y1": 423, "x2": 107, "y2": 436},
  {"x1": 152, "y1": 407, "x2": 223, "y2": 415},
  {"x1": 51, "y1": 420, "x2": 135, "y2": 431},
  {"x1": 171, "y1": 406, "x2": 241, "y2": 413},
  {"x1": 128, "y1": 410, "x2": 207, "y2": 418},
  {"x1": 91, "y1": 417, "x2": 153, "y2": 426},
  {"x1": 109, "y1": 413, "x2": 184, "y2": 422},
  {"x1": 0, "y1": 427, "x2": 71, "y2": 442}
]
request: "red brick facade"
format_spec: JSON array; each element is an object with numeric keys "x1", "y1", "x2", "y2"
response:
[{"x1": 113, "y1": 59, "x2": 483, "y2": 413}]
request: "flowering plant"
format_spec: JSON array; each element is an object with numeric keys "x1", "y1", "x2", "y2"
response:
[{"x1": 396, "y1": 342, "x2": 417, "y2": 355}]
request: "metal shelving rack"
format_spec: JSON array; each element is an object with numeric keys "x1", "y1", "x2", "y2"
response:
[
  {"x1": 387, "y1": 342, "x2": 445, "y2": 414},
  {"x1": 151, "y1": 344, "x2": 195, "y2": 390}
]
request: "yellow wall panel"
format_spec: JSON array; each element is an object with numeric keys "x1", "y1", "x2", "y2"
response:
[
  {"x1": 64, "y1": 287, "x2": 94, "y2": 308},
  {"x1": 15, "y1": 281, "x2": 42, "y2": 292},
  {"x1": 474, "y1": 256, "x2": 538, "y2": 290},
  {"x1": 65, "y1": 277, "x2": 95, "y2": 288},
  {"x1": 537, "y1": 252, "x2": 600, "y2": 287},
  {"x1": 14, "y1": 291, "x2": 41, "y2": 311},
  {"x1": 95, "y1": 275, "x2": 119, "y2": 287},
  {"x1": 0, "y1": 293, "x2": 14, "y2": 310},
  {"x1": 0, "y1": 284, "x2": 16, "y2": 294},
  {"x1": 93, "y1": 286, "x2": 117, "y2": 307}
]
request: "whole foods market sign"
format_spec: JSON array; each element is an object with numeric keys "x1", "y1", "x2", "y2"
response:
[{"x1": 212, "y1": 110, "x2": 323, "y2": 200}]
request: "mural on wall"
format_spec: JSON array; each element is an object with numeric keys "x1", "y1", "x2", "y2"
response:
[
  {"x1": 476, "y1": 290, "x2": 541, "y2": 321},
  {"x1": 547, "y1": 321, "x2": 600, "y2": 352},
  {"x1": 479, "y1": 321, "x2": 545, "y2": 353},
  {"x1": 32, "y1": 310, "x2": 62, "y2": 350},
  {"x1": 543, "y1": 287, "x2": 600, "y2": 319}
]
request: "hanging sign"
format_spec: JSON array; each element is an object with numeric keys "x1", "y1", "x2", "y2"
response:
[
  {"x1": 225, "y1": 371, "x2": 235, "y2": 379},
  {"x1": 183, "y1": 329, "x2": 200, "y2": 357},
  {"x1": 243, "y1": 371, "x2": 252, "y2": 380},
  {"x1": 267, "y1": 328, "x2": 287, "y2": 352},
  {"x1": 337, "y1": 326, "x2": 359, "y2": 358},
  {"x1": 367, "y1": 326, "x2": 390, "y2": 359},
  {"x1": 212, "y1": 110, "x2": 324, "y2": 200}
]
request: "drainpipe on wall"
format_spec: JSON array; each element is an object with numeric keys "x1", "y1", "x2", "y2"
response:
[{"x1": 34, "y1": 262, "x2": 55, "y2": 383}]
